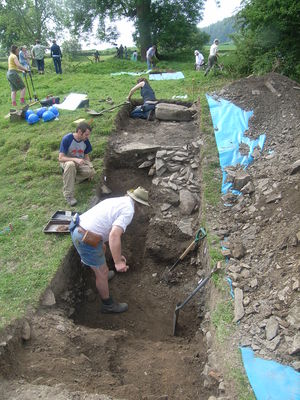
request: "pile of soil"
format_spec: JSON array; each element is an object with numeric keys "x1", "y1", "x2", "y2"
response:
[{"x1": 207, "y1": 72, "x2": 300, "y2": 371}]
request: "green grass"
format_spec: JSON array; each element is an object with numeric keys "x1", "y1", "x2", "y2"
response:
[
  {"x1": 0, "y1": 54, "x2": 236, "y2": 327},
  {"x1": 212, "y1": 300, "x2": 234, "y2": 342},
  {"x1": 230, "y1": 363, "x2": 256, "y2": 400}
]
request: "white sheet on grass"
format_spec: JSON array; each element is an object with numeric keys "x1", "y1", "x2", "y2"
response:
[{"x1": 56, "y1": 93, "x2": 88, "y2": 111}]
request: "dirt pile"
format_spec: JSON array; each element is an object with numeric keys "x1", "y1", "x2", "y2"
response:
[{"x1": 208, "y1": 73, "x2": 300, "y2": 369}]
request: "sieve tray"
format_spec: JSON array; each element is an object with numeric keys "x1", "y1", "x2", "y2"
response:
[
  {"x1": 50, "y1": 210, "x2": 76, "y2": 221},
  {"x1": 43, "y1": 219, "x2": 70, "y2": 234}
]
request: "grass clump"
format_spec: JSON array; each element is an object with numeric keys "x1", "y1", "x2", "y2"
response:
[{"x1": 212, "y1": 300, "x2": 234, "y2": 342}]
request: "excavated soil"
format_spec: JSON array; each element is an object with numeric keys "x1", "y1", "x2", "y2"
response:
[
  {"x1": 207, "y1": 73, "x2": 300, "y2": 371},
  {"x1": 0, "y1": 103, "x2": 215, "y2": 400},
  {"x1": 0, "y1": 72, "x2": 299, "y2": 400}
]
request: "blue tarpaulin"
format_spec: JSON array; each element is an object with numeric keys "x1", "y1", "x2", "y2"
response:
[
  {"x1": 241, "y1": 347, "x2": 300, "y2": 400},
  {"x1": 149, "y1": 72, "x2": 185, "y2": 80},
  {"x1": 206, "y1": 95, "x2": 266, "y2": 193}
]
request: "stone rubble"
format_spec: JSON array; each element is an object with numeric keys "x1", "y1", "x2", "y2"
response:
[{"x1": 206, "y1": 73, "x2": 300, "y2": 371}]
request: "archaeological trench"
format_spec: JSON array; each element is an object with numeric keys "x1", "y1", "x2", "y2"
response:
[
  {"x1": 1, "y1": 73, "x2": 299, "y2": 400},
  {"x1": 0, "y1": 102, "x2": 220, "y2": 400}
]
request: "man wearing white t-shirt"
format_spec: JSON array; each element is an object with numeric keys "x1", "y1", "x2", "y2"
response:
[
  {"x1": 204, "y1": 39, "x2": 219, "y2": 76},
  {"x1": 70, "y1": 187, "x2": 149, "y2": 314},
  {"x1": 194, "y1": 50, "x2": 205, "y2": 71}
]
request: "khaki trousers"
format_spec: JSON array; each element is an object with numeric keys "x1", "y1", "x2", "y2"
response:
[{"x1": 60, "y1": 160, "x2": 95, "y2": 199}]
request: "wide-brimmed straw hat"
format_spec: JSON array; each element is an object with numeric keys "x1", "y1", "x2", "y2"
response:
[{"x1": 127, "y1": 186, "x2": 149, "y2": 206}]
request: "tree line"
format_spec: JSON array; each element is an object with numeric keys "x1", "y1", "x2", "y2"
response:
[{"x1": 0, "y1": 0, "x2": 299, "y2": 81}]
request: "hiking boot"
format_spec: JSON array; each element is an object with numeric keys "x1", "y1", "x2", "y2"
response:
[
  {"x1": 101, "y1": 302, "x2": 128, "y2": 314},
  {"x1": 108, "y1": 270, "x2": 115, "y2": 281},
  {"x1": 66, "y1": 197, "x2": 77, "y2": 206}
]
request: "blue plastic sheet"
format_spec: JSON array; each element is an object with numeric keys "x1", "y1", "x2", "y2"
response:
[
  {"x1": 240, "y1": 347, "x2": 300, "y2": 400},
  {"x1": 206, "y1": 95, "x2": 266, "y2": 193},
  {"x1": 149, "y1": 72, "x2": 185, "y2": 80}
]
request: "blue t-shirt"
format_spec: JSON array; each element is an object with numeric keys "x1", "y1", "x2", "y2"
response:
[{"x1": 59, "y1": 133, "x2": 92, "y2": 159}]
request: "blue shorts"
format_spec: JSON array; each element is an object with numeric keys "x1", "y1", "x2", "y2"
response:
[{"x1": 71, "y1": 226, "x2": 106, "y2": 268}]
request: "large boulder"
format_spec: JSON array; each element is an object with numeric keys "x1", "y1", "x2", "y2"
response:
[{"x1": 155, "y1": 103, "x2": 194, "y2": 122}]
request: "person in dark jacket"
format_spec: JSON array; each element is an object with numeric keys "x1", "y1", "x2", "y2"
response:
[
  {"x1": 50, "y1": 39, "x2": 62, "y2": 74},
  {"x1": 127, "y1": 78, "x2": 157, "y2": 119}
]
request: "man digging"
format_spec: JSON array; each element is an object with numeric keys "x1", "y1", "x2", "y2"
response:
[
  {"x1": 58, "y1": 122, "x2": 95, "y2": 206},
  {"x1": 69, "y1": 187, "x2": 150, "y2": 313}
]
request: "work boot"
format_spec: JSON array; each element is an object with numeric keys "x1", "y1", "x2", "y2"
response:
[
  {"x1": 101, "y1": 301, "x2": 128, "y2": 314},
  {"x1": 108, "y1": 270, "x2": 115, "y2": 281},
  {"x1": 66, "y1": 197, "x2": 77, "y2": 206}
]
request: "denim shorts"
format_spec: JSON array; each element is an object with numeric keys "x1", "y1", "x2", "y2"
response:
[{"x1": 71, "y1": 226, "x2": 106, "y2": 268}]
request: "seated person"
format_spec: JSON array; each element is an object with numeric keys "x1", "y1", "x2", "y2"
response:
[
  {"x1": 58, "y1": 122, "x2": 95, "y2": 206},
  {"x1": 127, "y1": 78, "x2": 157, "y2": 119}
]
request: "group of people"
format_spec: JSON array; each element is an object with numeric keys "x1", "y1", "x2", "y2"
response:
[
  {"x1": 56, "y1": 38, "x2": 221, "y2": 316},
  {"x1": 194, "y1": 38, "x2": 220, "y2": 76},
  {"x1": 116, "y1": 44, "x2": 129, "y2": 59},
  {"x1": 6, "y1": 39, "x2": 63, "y2": 106},
  {"x1": 116, "y1": 45, "x2": 138, "y2": 62},
  {"x1": 58, "y1": 121, "x2": 149, "y2": 314}
]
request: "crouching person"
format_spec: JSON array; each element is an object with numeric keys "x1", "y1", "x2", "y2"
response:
[
  {"x1": 69, "y1": 187, "x2": 150, "y2": 313},
  {"x1": 127, "y1": 78, "x2": 157, "y2": 119},
  {"x1": 59, "y1": 122, "x2": 95, "y2": 206}
]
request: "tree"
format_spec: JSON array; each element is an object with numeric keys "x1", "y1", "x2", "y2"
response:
[
  {"x1": 201, "y1": 16, "x2": 237, "y2": 44},
  {"x1": 0, "y1": 0, "x2": 65, "y2": 51},
  {"x1": 61, "y1": 38, "x2": 82, "y2": 60},
  {"x1": 65, "y1": 0, "x2": 207, "y2": 58},
  {"x1": 234, "y1": 0, "x2": 300, "y2": 79}
]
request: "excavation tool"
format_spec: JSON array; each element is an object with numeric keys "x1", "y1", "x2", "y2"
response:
[
  {"x1": 172, "y1": 264, "x2": 219, "y2": 336},
  {"x1": 86, "y1": 101, "x2": 129, "y2": 116},
  {"x1": 28, "y1": 72, "x2": 39, "y2": 101},
  {"x1": 162, "y1": 227, "x2": 206, "y2": 283},
  {"x1": 24, "y1": 73, "x2": 33, "y2": 102}
]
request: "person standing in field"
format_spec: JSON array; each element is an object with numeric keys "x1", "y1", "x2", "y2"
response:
[
  {"x1": 146, "y1": 45, "x2": 157, "y2": 70},
  {"x1": 204, "y1": 39, "x2": 219, "y2": 76},
  {"x1": 32, "y1": 40, "x2": 47, "y2": 74},
  {"x1": 19, "y1": 46, "x2": 30, "y2": 71},
  {"x1": 7, "y1": 45, "x2": 28, "y2": 106},
  {"x1": 50, "y1": 39, "x2": 63, "y2": 74}
]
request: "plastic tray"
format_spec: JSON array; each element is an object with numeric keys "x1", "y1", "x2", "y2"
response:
[
  {"x1": 43, "y1": 219, "x2": 70, "y2": 234},
  {"x1": 50, "y1": 210, "x2": 76, "y2": 221}
]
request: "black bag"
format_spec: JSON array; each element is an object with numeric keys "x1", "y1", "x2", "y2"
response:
[{"x1": 40, "y1": 96, "x2": 60, "y2": 107}]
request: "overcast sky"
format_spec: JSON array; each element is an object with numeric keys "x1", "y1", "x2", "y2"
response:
[{"x1": 84, "y1": 0, "x2": 242, "y2": 50}]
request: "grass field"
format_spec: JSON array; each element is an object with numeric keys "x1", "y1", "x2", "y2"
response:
[{"x1": 0, "y1": 54, "x2": 235, "y2": 327}]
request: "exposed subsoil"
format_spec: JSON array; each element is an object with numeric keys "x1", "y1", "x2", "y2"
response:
[
  {"x1": 0, "y1": 72, "x2": 299, "y2": 400},
  {"x1": 0, "y1": 103, "x2": 215, "y2": 400}
]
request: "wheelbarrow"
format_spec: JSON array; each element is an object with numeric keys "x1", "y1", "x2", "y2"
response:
[
  {"x1": 162, "y1": 227, "x2": 207, "y2": 283},
  {"x1": 172, "y1": 265, "x2": 218, "y2": 336}
]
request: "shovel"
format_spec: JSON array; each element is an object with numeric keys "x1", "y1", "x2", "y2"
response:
[
  {"x1": 162, "y1": 228, "x2": 206, "y2": 283},
  {"x1": 173, "y1": 265, "x2": 218, "y2": 336},
  {"x1": 86, "y1": 101, "x2": 129, "y2": 116}
]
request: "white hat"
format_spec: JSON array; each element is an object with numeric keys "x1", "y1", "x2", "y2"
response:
[
  {"x1": 214, "y1": 38, "x2": 219, "y2": 43},
  {"x1": 194, "y1": 50, "x2": 199, "y2": 55},
  {"x1": 127, "y1": 186, "x2": 149, "y2": 206}
]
